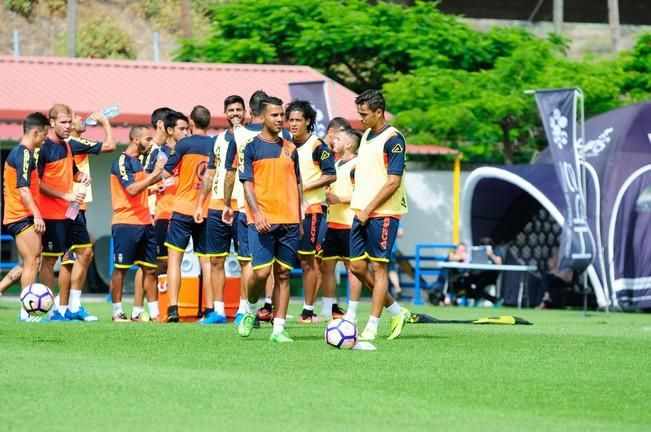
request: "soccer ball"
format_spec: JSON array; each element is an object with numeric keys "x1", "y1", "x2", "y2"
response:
[
  {"x1": 20, "y1": 283, "x2": 54, "y2": 316},
  {"x1": 325, "y1": 318, "x2": 358, "y2": 349}
]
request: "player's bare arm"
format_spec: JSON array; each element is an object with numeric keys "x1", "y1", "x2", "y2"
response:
[
  {"x1": 17, "y1": 187, "x2": 45, "y2": 234},
  {"x1": 194, "y1": 167, "x2": 215, "y2": 223}
]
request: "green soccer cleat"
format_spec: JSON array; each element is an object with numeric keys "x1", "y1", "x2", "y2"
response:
[
  {"x1": 238, "y1": 312, "x2": 255, "y2": 337},
  {"x1": 269, "y1": 331, "x2": 294, "y2": 343},
  {"x1": 388, "y1": 307, "x2": 410, "y2": 340},
  {"x1": 358, "y1": 327, "x2": 377, "y2": 341}
]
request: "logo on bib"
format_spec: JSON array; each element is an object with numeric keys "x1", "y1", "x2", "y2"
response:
[{"x1": 391, "y1": 144, "x2": 404, "y2": 154}]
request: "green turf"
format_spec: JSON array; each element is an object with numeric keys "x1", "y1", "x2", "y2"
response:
[{"x1": 0, "y1": 298, "x2": 650, "y2": 432}]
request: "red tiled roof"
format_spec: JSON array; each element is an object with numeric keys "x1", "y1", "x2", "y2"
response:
[{"x1": 0, "y1": 55, "x2": 362, "y2": 130}]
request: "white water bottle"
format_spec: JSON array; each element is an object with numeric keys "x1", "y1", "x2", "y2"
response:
[
  {"x1": 65, "y1": 184, "x2": 87, "y2": 220},
  {"x1": 157, "y1": 151, "x2": 174, "y2": 186},
  {"x1": 84, "y1": 105, "x2": 120, "y2": 126}
]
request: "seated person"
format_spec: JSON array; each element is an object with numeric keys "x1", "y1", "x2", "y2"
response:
[
  {"x1": 465, "y1": 237, "x2": 503, "y2": 306},
  {"x1": 443, "y1": 242, "x2": 470, "y2": 306},
  {"x1": 539, "y1": 247, "x2": 574, "y2": 309}
]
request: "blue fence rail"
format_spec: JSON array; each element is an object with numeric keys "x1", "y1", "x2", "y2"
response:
[{"x1": 0, "y1": 234, "x2": 19, "y2": 270}]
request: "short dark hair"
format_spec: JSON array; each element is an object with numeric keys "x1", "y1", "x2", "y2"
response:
[
  {"x1": 190, "y1": 105, "x2": 211, "y2": 129},
  {"x1": 341, "y1": 128, "x2": 361, "y2": 152},
  {"x1": 249, "y1": 90, "x2": 269, "y2": 117},
  {"x1": 355, "y1": 89, "x2": 386, "y2": 112},
  {"x1": 327, "y1": 117, "x2": 351, "y2": 132},
  {"x1": 164, "y1": 111, "x2": 188, "y2": 131},
  {"x1": 151, "y1": 107, "x2": 173, "y2": 128},
  {"x1": 129, "y1": 125, "x2": 148, "y2": 141},
  {"x1": 23, "y1": 112, "x2": 49, "y2": 134},
  {"x1": 224, "y1": 95, "x2": 245, "y2": 112},
  {"x1": 285, "y1": 100, "x2": 316, "y2": 133},
  {"x1": 260, "y1": 96, "x2": 284, "y2": 113}
]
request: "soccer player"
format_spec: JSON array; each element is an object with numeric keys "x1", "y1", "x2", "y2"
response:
[
  {"x1": 110, "y1": 126, "x2": 165, "y2": 322},
  {"x1": 195, "y1": 96, "x2": 246, "y2": 324},
  {"x1": 132, "y1": 107, "x2": 173, "y2": 320},
  {"x1": 162, "y1": 106, "x2": 213, "y2": 323},
  {"x1": 222, "y1": 90, "x2": 268, "y2": 324},
  {"x1": 285, "y1": 100, "x2": 337, "y2": 323},
  {"x1": 147, "y1": 111, "x2": 188, "y2": 277},
  {"x1": 2, "y1": 112, "x2": 49, "y2": 322},
  {"x1": 319, "y1": 128, "x2": 363, "y2": 321},
  {"x1": 324, "y1": 117, "x2": 352, "y2": 152},
  {"x1": 349, "y1": 90, "x2": 410, "y2": 341},
  {"x1": 237, "y1": 96, "x2": 302, "y2": 343},
  {"x1": 57, "y1": 110, "x2": 116, "y2": 307},
  {"x1": 38, "y1": 104, "x2": 96, "y2": 322}
]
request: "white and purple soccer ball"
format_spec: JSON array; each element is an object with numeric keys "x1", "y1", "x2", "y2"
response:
[
  {"x1": 325, "y1": 318, "x2": 358, "y2": 349},
  {"x1": 20, "y1": 283, "x2": 54, "y2": 316}
]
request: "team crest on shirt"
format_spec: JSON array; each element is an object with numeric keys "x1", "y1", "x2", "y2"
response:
[
  {"x1": 391, "y1": 143, "x2": 404, "y2": 154},
  {"x1": 284, "y1": 148, "x2": 290, "y2": 156},
  {"x1": 118, "y1": 253, "x2": 123, "y2": 263}
]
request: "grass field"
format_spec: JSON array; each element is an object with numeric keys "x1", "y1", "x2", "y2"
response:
[{"x1": 1, "y1": 297, "x2": 650, "y2": 432}]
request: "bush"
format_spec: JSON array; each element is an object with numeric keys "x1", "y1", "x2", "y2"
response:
[
  {"x1": 4, "y1": 0, "x2": 37, "y2": 18},
  {"x1": 74, "y1": 18, "x2": 135, "y2": 59}
]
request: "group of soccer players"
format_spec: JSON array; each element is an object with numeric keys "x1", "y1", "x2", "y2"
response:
[{"x1": 2, "y1": 88, "x2": 411, "y2": 342}]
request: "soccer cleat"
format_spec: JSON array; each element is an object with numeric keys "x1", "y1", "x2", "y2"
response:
[
  {"x1": 298, "y1": 310, "x2": 321, "y2": 324},
  {"x1": 358, "y1": 327, "x2": 377, "y2": 341},
  {"x1": 332, "y1": 304, "x2": 346, "y2": 319},
  {"x1": 387, "y1": 307, "x2": 410, "y2": 340},
  {"x1": 112, "y1": 312, "x2": 130, "y2": 322},
  {"x1": 20, "y1": 315, "x2": 50, "y2": 323},
  {"x1": 233, "y1": 312, "x2": 244, "y2": 325},
  {"x1": 166, "y1": 306, "x2": 179, "y2": 323},
  {"x1": 257, "y1": 307, "x2": 274, "y2": 322},
  {"x1": 238, "y1": 312, "x2": 255, "y2": 337},
  {"x1": 50, "y1": 310, "x2": 70, "y2": 322},
  {"x1": 269, "y1": 331, "x2": 294, "y2": 343},
  {"x1": 131, "y1": 311, "x2": 151, "y2": 322},
  {"x1": 65, "y1": 306, "x2": 99, "y2": 322},
  {"x1": 199, "y1": 311, "x2": 227, "y2": 325}
]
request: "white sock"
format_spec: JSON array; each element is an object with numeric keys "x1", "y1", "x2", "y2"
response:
[
  {"x1": 112, "y1": 302, "x2": 123, "y2": 316},
  {"x1": 321, "y1": 297, "x2": 334, "y2": 318},
  {"x1": 246, "y1": 300, "x2": 257, "y2": 315},
  {"x1": 387, "y1": 301, "x2": 402, "y2": 316},
  {"x1": 237, "y1": 299, "x2": 247, "y2": 314},
  {"x1": 344, "y1": 301, "x2": 359, "y2": 321},
  {"x1": 273, "y1": 318, "x2": 286, "y2": 335},
  {"x1": 69, "y1": 289, "x2": 82, "y2": 313},
  {"x1": 214, "y1": 301, "x2": 225, "y2": 316},
  {"x1": 58, "y1": 305, "x2": 68, "y2": 316},
  {"x1": 264, "y1": 297, "x2": 272, "y2": 305},
  {"x1": 303, "y1": 303, "x2": 313, "y2": 311},
  {"x1": 366, "y1": 315, "x2": 380, "y2": 332},
  {"x1": 131, "y1": 306, "x2": 144, "y2": 319},
  {"x1": 148, "y1": 301, "x2": 159, "y2": 318},
  {"x1": 20, "y1": 307, "x2": 29, "y2": 320}
]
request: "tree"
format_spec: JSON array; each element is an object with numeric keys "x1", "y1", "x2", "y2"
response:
[
  {"x1": 176, "y1": 0, "x2": 535, "y2": 93},
  {"x1": 384, "y1": 39, "x2": 629, "y2": 163}
]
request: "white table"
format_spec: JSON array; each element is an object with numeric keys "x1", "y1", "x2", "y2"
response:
[{"x1": 435, "y1": 262, "x2": 537, "y2": 308}]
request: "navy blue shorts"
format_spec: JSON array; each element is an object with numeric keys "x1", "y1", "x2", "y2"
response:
[
  {"x1": 206, "y1": 209, "x2": 238, "y2": 257},
  {"x1": 298, "y1": 213, "x2": 323, "y2": 255},
  {"x1": 42, "y1": 211, "x2": 91, "y2": 257},
  {"x1": 236, "y1": 211, "x2": 251, "y2": 260},
  {"x1": 350, "y1": 216, "x2": 400, "y2": 263},
  {"x1": 2, "y1": 216, "x2": 34, "y2": 238},
  {"x1": 154, "y1": 219, "x2": 169, "y2": 259},
  {"x1": 321, "y1": 227, "x2": 351, "y2": 261},
  {"x1": 248, "y1": 224, "x2": 299, "y2": 270},
  {"x1": 165, "y1": 212, "x2": 208, "y2": 256},
  {"x1": 61, "y1": 249, "x2": 77, "y2": 265},
  {"x1": 316, "y1": 209, "x2": 328, "y2": 256},
  {"x1": 112, "y1": 224, "x2": 157, "y2": 269}
]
